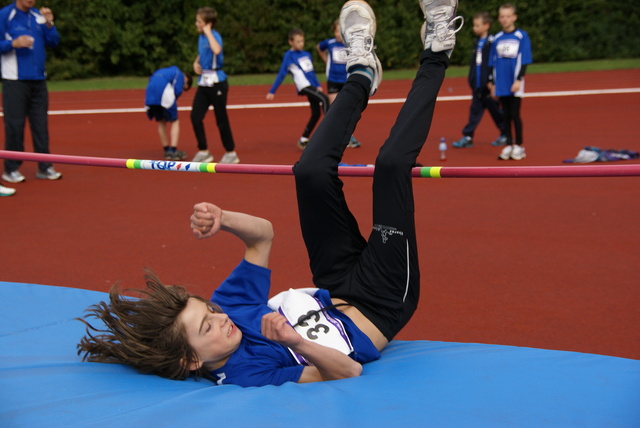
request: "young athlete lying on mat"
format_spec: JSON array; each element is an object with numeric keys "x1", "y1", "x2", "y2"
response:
[{"x1": 77, "y1": 0, "x2": 463, "y2": 387}]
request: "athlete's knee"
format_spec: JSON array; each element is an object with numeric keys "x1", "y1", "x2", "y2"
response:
[
  {"x1": 293, "y1": 158, "x2": 332, "y2": 189},
  {"x1": 190, "y1": 109, "x2": 205, "y2": 123},
  {"x1": 375, "y1": 147, "x2": 413, "y2": 175}
]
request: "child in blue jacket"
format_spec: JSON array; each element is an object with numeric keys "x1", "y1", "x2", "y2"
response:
[
  {"x1": 145, "y1": 66, "x2": 192, "y2": 160},
  {"x1": 267, "y1": 28, "x2": 329, "y2": 150}
]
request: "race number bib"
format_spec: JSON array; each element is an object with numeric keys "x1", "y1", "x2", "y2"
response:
[
  {"x1": 331, "y1": 47, "x2": 347, "y2": 64},
  {"x1": 199, "y1": 70, "x2": 220, "y2": 87},
  {"x1": 268, "y1": 288, "x2": 354, "y2": 365},
  {"x1": 298, "y1": 56, "x2": 314, "y2": 73},
  {"x1": 496, "y1": 39, "x2": 520, "y2": 59}
]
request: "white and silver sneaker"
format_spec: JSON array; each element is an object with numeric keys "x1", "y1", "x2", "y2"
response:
[
  {"x1": 219, "y1": 151, "x2": 240, "y2": 164},
  {"x1": 419, "y1": 0, "x2": 464, "y2": 56},
  {"x1": 36, "y1": 166, "x2": 62, "y2": 180},
  {"x1": 339, "y1": 1, "x2": 382, "y2": 95},
  {"x1": 2, "y1": 170, "x2": 25, "y2": 183},
  {"x1": 191, "y1": 150, "x2": 214, "y2": 163},
  {"x1": 498, "y1": 145, "x2": 513, "y2": 160},
  {"x1": 510, "y1": 145, "x2": 527, "y2": 160},
  {"x1": 0, "y1": 185, "x2": 16, "y2": 197}
]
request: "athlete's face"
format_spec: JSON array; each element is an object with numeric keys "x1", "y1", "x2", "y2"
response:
[
  {"x1": 334, "y1": 26, "x2": 342, "y2": 43},
  {"x1": 16, "y1": 0, "x2": 36, "y2": 12},
  {"x1": 498, "y1": 7, "x2": 517, "y2": 32},
  {"x1": 289, "y1": 34, "x2": 305, "y2": 51},
  {"x1": 178, "y1": 298, "x2": 242, "y2": 371},
  {"x1": 472, "y1": 18, "x2": 490, "y2": 37},
  {"x1": 195, "y1": 14, "x2": 206, "y2": 33}
]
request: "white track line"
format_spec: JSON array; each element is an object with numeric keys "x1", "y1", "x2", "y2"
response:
[{"x1": 1, "y1": 87, "x2": 637, "y2": 117}]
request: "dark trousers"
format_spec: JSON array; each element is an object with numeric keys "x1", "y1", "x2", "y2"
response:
[
  {"x1": 3, "y1": 79, "x2": 52, "y2": 173},
  {"x1": 500, "y1": 95, "x2": 523, "y2": 145},
  {"x1": 299, "y1": 86, "x2": 329, "y2": 139},
  {"x1": 190, "y1": 81, "x2": 235, "y2": 152},
  {"x1": 462, "y1": 88, "x2": 505, "y2": 138},
  {"x1": 293, "y1": 50, "x2": 448, "y2": 340}
]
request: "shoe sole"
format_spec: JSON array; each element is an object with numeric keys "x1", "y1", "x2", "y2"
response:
[
  {"x1": 340, "y1": 1, "x2": 377, "y2": 42},
  {"x1": 36, "y1": 174, "x2": 62, "y2": 180},
  {"x1": 452, "y1": 141, "x2": 472, "y2": 148},
  {"x1": 219, "y1": 159, "x2": 240, "y2": 164},
  {"x1": 192, "y1": 157, "x2": 213, "y2": 163},
  {"x1": 2, "y1": 174, "x2": 25, "y2": 183}
]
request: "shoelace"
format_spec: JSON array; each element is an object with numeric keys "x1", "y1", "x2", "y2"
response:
[
  {"x1": 434, "y1": 15, "x2": 464, "y2": 41},
  {"x1": 345, "y1": 26, "x2": 373, "y2": 57}
]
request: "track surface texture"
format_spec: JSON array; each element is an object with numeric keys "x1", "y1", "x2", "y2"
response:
[{"x1": 2, "y1": 68, "x2": 639, "y2": 359}]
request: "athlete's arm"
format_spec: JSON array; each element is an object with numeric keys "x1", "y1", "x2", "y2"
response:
[
  {"x1": 190, "y1": 203, "x2": 274, "y2": 268},
  {"x1": 261, "y1": 312, "x2": 362, "y2": 382},
  {"x1": 203, "y1": 23, "x2": 222, "y2": 55}
]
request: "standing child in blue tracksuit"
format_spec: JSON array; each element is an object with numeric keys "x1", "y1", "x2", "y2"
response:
[
  {"x1": 190, "y1": 6, "x2": 239, "y2": 165},
  {"x1": 317, "y1": 20, "x2": 361, "y2": 148},
  {"x1": 488, "y1": 3, "x2": 533, "y2": 161},
  {"x1": 267, "y1": 28, "x2": 329, "y2": 150},
  {"x1": 145, "y1": 66, "x2": 192, "y2": 160},
  {"x1": 452, "y1": 11, "x2": 506, "y2": 149}
]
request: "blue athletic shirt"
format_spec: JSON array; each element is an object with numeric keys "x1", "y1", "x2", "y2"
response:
[
  {"x1": 0, "y1": 3, "x2": 60, "y2": 80},
  {"x1": 144, "y1": 66, "x2": 185, "y2": 121},
  {"x1": 474, "y1": 37, "x2": 487, "y2": 89},
  {"x1": 268, "y1": 49, "x2": 321, "y2": 94},
  {"x1": 488, "y1": 29, "x2": 532, "y2": 97},
  {"x1": 209, "y1": 259, "x2": 380, "y2": 387},
  {"x1": 317, "y1": 38, "x2": 347, "y2": 84},
  {"x1": 197, "y1": 30, "x2": 227, "y2": 86}
]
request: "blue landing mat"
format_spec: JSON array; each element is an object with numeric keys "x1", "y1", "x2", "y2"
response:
[{"x1": 1, "y1": 281, "x2": 638, "y2": 427}]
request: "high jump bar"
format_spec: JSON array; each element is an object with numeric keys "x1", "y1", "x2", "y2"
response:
[{"x1": 1, "y1": 150, "x2": 639, "y2": 178}]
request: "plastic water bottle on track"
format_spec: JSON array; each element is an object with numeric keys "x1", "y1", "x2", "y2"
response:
[{"x1": 439, "y1": 137, "x2": 447, "y2": 162}]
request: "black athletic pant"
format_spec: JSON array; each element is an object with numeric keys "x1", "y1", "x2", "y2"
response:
[
  {"x1": 293, "y1": 50, "x2": 449, "y2": 340},
  {"x1": 3, "y1": 79, "x2": 53, "y2": 173},
  {"x1": 190, "y1": 81, "x2": 236, "y2": 152},
  {"x1": 299, "y1": 86, "x2": 329, "y2": 139},
  {"x1": 462, "y1": 88, "x2": 505, "y2": 138},
  {"x1": 499, "y1": 95, "x2": 523, "y2": 145}
]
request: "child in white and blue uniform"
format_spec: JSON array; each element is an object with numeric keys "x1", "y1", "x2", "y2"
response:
[
  {"x1": 190, "y1": 6, "x2": 239, "y2": 165},
  {"x1": 145, "y1": 66, "x2": 192, "y2": 160},
  {"x1": 452, "y1": 11, "x2": 505, "y2": 149},
  {"x1": 267, "y1": 28, "x2": 329, "y2": 150},
  {"x1": 488, "y1": 3, "x2": 532, "y2": 161},
  {"x1": 77, "y1": 0, "x2": 463, "y2": 389},
  {"x1": 208, "y1": 259, "x2": 380, "y2": 386}
]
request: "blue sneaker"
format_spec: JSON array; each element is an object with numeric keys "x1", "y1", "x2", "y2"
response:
[
  {"x1": 452, "y1": 136, "x2": 473, "y2": 148},
  {"x1": 491, "y1": 135, "x2": 507, "y2": 146},
  {"x1": 347, "y1": 135, "x2": 361, "y2": 148}
]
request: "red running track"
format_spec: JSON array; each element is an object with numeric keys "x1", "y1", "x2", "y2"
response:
[{"x1": 1, "y1": 69, "x2": 639, "y2": 359}]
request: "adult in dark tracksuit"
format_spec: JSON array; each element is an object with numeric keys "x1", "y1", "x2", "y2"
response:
[
  {"x1": 1, "y1": 0, "x2": 61, "y2": 184},
  {"x1": 453, "y1": 12, "x2": 505, "y2": 148}
]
